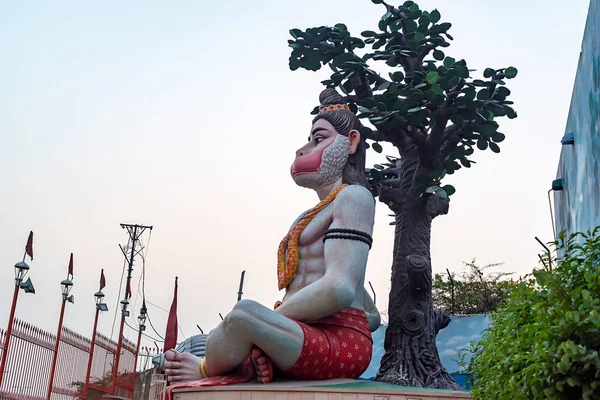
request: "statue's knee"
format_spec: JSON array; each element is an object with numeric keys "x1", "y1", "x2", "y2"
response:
[
  {"x1": 232, "y1": 299, "x2": 261, "y2": 314},
  {"x1": 222, "y1": 309, "x2": 249, "y2": 332}
]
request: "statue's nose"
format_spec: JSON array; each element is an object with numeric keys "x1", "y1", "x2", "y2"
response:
[{"x1": 296, "y1": 149, "x2": 304, "y2": 157}]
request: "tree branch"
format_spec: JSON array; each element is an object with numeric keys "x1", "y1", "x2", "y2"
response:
[
  {"x1": 441, "y1": 124, "x2": 464, "y2": 145},
  {"x1": 404, "y1": 125, "x2": 427, "y2": 149},
  {"x1": 439, "y1": 125, "x2": 466, "y2": 161},
  {"x1": 429, "y1": 79, "x2": 466, "y2": 147},
  {"x1": 379, "y1": 185, "x2": 405, "y2": 213}
]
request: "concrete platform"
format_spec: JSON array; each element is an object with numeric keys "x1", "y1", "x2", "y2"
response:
[{"x1": 170, "y1": 379, "x2": 472, "y2": 400}]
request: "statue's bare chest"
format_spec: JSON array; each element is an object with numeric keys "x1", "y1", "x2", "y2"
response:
[{"x1": 296, "y1": 205, "x2": 334, "y2": 249}]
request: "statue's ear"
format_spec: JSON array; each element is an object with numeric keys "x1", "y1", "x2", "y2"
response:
[{"x1": 348, "y1": 129, "x2": 361, "y2": 155}]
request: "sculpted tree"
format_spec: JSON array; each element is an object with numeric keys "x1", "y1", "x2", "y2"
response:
[{"x1": 287, "y1": 0, "x2": 517, "y2": 389}]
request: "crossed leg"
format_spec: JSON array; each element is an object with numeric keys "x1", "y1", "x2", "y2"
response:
[{"x1": 164, "y1": 299, "x2": 303, "y2": 383}]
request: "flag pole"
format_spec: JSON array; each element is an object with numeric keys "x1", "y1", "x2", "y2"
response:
[
  {"x1": 0, "y1": 231, "x2": 34, "y2": 386},
  {"x1": 84, "y1": 269, "x2": 106, "y2": 399}
]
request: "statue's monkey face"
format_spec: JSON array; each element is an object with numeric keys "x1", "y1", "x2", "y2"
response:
[{"x1": 291, "y1": 119, "x2": 360, "y2": 189}]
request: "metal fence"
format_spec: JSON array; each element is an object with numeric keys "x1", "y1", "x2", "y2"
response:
[{"x1": 0, "y1": 319, "x2": 139, "y2": 400}]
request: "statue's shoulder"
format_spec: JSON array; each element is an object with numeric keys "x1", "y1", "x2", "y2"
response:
[{"x1": 334, "y1": 185, "x2": 376, "y2": 221}]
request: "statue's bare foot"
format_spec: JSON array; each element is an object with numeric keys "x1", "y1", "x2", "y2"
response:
[
  {"x1": 164, "y1": 350, "x2": 202, "y2": 383},
  {"x1": 251, "y1": 348, "x2": 273, "y2": 384}
]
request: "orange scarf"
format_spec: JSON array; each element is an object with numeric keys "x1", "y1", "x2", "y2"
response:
[{"x1": 277, "y1": 184, "x2": 347, "y2": 290}]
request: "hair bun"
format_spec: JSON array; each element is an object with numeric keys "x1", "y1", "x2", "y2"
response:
[{"x1": 319, "y1": 88, "x2": 346, "y2": 106}]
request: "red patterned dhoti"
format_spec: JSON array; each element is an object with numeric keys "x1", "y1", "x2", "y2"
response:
[
  {"x1": 164, "y1": 308, "x2": 372, "y2": 400},
  {"x1": 283, "y1": 308, "x2": 373, "y2": 380}
]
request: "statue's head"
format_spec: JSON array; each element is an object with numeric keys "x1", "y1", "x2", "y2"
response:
[{"x1": 291, "y1": 88, "x2": 368, "y2": 190}]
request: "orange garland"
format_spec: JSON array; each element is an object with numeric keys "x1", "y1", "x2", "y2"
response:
[{"x1": 277, "y1": 184, "x2": 348, "y2": 290}]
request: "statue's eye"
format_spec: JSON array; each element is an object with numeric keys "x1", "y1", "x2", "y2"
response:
[{"x1": 314, "y1": 136, "x2": 324, "y2": 144}]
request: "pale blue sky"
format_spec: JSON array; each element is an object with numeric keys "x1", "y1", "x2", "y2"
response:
[{"x1": 0, "y1": 0, "x2": 591, "y2": 351}]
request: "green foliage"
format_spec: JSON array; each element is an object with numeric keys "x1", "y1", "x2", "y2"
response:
[
  {"x1": 460, "y1": 228, "x2": 600, "y2": 400},
  {"x1": 287, "y1": 0, "x2": 517, "y2": 199},
  {"x1": 433, "y1": 259, "x2": 515, "y2": 315}
]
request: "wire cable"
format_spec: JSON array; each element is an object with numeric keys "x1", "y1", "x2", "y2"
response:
[
  {"x1": 110, "y1": 235, "x2": 130, "y2": 340},
  {"x1": 139, "y1": 232, "x2": 188, "y2": 341},
  {"x1": 124, "y1": 320, "x2": 164, "y2": 342}
]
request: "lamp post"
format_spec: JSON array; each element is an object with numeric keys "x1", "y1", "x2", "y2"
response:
[
  {"x1": 83, "y1": 289, "x2": 108, "y2": 399},
  {"x1": 133, "y1": 304, "x2": 147, "y2": 376},
  {"x1": 47, "y1": 278, "x2": 73, "y2": 400},
  {"x1": 0, "y1": 261, "x2": 35, "y2": 386},
  {"x1": 111, "y1": 298, "x2": 130, "y2": 393}
]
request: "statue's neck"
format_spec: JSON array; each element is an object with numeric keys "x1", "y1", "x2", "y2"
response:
[{"x1": 315, "y1": 178, "x2": 344, "y2": 200}]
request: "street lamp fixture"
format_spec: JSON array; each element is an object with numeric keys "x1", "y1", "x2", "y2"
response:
[
  {"x1": 137, "y1": 312, "x2": 147, "y2": 332},
  {"x1": 120, "y1": 299, "x2": 130, "y2": 317},
  {"x1": 95, "y1": 291, "x2": 109, "y2": 312},
  {"x1": 61, "y1": 278, "x2": 73, "y2": 300},
  {"x1": 14, "y1": 262, "x2": 30, "y2": 285}
]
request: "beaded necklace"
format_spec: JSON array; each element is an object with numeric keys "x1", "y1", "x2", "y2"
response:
[{"x1": 277, "y1": 184, "x2": 348, "y2": 290}]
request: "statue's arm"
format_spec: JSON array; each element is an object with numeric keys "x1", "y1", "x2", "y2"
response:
[
  {"x1": 362, "y1": 287, "x2": 381, "y2": 332},
  {"x1": 276, "y1": 185, "x2": 375, "y2": 322}
]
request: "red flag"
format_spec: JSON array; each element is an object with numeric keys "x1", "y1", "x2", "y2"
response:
[
  {"x1": 164, "y1": 277, "x2": 178, "y2": 351},
  {"x1": 25, "y1": 231, "x2": 34, "y2": 261},
  {"x1": 100, "y1": 269, "x2": 106, "y2": 291},
  {"x1": 67, "y1": 253, "x2": 73, "y2": 278}
]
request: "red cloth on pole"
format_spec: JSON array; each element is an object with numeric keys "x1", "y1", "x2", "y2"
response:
[
  {"x1": 164, "y1": 277, "x2": 178, "y2": 351},
  {"x1": 100, "y1": 269, "x2": 106, "y2": 290},
  {"x1": 25, "y1": 231, "x2": 34, "y2": 261},
  {"x1": 68, "y1": 253, "x2": 73, "y2": 278}
]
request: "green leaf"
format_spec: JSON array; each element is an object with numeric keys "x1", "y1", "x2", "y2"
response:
[
  {"x1": 419, "y1": 14, "x2": 431, "y2": 26},
  {"x1": 505, "y1": 66, "x2": 518, "y2": 79},
  {"x1": 457, "y1": 66, "x2": 469, "y2": 79},
  {"x1": 443, "y1": 57, "x2": 455, "y2": 68},
  {"x1": 372, "y1": 142, "x2": 383, "y2": 153},
  {"x1": 533, "y1": 269, "x2": 551, "y2": 286},
  {"x1": 372, "y1": 0, "x2": 384, "y2": 3},
  {"x1": 442, "y1": 184, "x2": 456, "y2": 196},
  {"x1": 373, "y1": 164, "x2": 384, "y2": 170},
  {"x1": 590, "y1": 310, "x2": 600, "y2": 327},
  {"x1": 290, "y1": 29, "x2": 303, "y2": 39},
  {"x1": 391, "y1": 71, "x2": 405, "y2": 82},
  {"x1": 378, "y1": 19, "x2": 387, "y2": 31},
  {"x1": 435, "y1": 188, "x2": 448, "y2": 199},
  {"x1": 377, "y1": 81, "x2": 391, "y2": 91},
  {"x1": 477, "y1": 138, "x2": 488, "y2": 150},
  {"x1": 310, "y1": 106, "x2": 320, "y2": 115},
  {"x1": 438, "y1": 22, "x2": 452, "y2": 31},
  {"x1": 334, "y1": 23, "x2": 348, "y2": 32},
  {"x1": 414, "y1": 32, "x2": 426, "y2": 42},
  {"x1": 426, "y1": 185, "x2": 439, "y2": 194},
  {"x1": 489, "y1": 142, "x2": 500, "y2": 153},
  {"x1": 361, "y1": 30, "x2": 377, "y2": 37},
  {"x1": 426, "y1": 71, "x2": 439, "y2": 84},
  {"x1": 483, "y1": 68, "x2": 495, "y2": 78},
  {"x1": 433, "y1": 49, "x2": 445, "y2": 61},
  {"x1": 430, "y1": 9, "x2": 441, "y2": 23},
  {"x1": 496, "y1": 86, "x2": 511, "y2": 98},
  {"x1": 491, "y1": 132, "x2": 506, "y2": 143},
  {"x1": 373, "y1": 38, "x2": 386, "y2": 49},
  {"x1": 430, "y1": 84, "x2": 443, "y2": 95},
  {"x1": 407, "y1": 107, "x2": 422, "y2": 113},
  {"x1": 405, "y1": 20, "x2": 418, "y2": 33}
]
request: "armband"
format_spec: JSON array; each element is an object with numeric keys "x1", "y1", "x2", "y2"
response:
[{"x1": 323, "y1": 228, "x2": 373, "y2": 249}]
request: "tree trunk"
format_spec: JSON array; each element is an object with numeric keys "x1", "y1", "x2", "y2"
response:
[{"x1": 375, "y1": 153, "x2": 460, "y2": 390}]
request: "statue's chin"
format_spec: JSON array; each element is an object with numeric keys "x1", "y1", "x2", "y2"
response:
[{"x1": 292, "y1": 172, "x2": 321, "y2": 189}]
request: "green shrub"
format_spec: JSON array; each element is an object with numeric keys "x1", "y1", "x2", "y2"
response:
[{"x1": 459, "y1": 227, "x2": 600, "y2": 399}]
